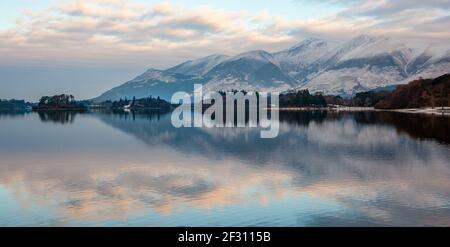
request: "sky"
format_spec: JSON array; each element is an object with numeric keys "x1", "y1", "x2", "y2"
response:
[{"x1": 1, "y1": 0, "x2": 450, "y2": 101}]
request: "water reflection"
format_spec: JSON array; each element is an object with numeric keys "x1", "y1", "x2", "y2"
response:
[
  {"x1": 353, "y1": 112, "x2": 450, "y2": 144},
  {"x1": 0, "y1": 110, "x2": 449, "y2": 226},
  {"x1": 37, "y1": 111, "x2": 79, "y2": 124},
  {"x1": 279, "y1": 110, "x2": 450, "y2": 144},
  {"x1": 0, "y1": 110, "x2": 30, "y2": 119},
  {"x1": 96, "y1": 109, "x2": 166, "y2": 121}
]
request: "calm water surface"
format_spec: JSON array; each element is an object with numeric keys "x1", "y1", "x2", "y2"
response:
[{"x1": 0, "y1": 110, "x2": 449, "y2": 226}]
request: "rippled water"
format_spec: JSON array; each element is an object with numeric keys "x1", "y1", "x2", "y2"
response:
[{"x1": 0, "y1": 110, "x2": 449, "y2": 226}]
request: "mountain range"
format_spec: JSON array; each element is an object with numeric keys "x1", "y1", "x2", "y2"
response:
[{"x1": 93, "y1": 35, "x2": 450, "y2": 102}]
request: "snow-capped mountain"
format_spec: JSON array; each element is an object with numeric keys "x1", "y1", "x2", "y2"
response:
[
  {"x1": 322, "y1": 35, "x2": 413, "y2": 66},
  {"x1": 166, "y1": 54, "x2": 229, "y2": 76},
  {"x1": 273, "y1": 38, "x2": 331, "y2": 79},
  {"x1": 406, "y1": 47, "x2": 450, "y2": 81},
  {"x1": 94, "y1": 69, "x2": 208, "y2": 102},
  {"x1": 299, "y1": 35, "x2": 417, "y2": 95},
  {"x1": 94, "y1": 35, "x2": 450, "y2": 101},
  {"x1": 202, "y1": 50, "x2": 295, "y2": 92}
]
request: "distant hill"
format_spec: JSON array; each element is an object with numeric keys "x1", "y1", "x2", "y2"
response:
[
  {"x1": 0, "y1": 99, "x2": 32, "y2": 111},
  {"x1": 94, "y1": 35, "x2": 450, "y2": 101},
  {"x1": 375, "y1": 74, "x2": 450, "y2": 109}
]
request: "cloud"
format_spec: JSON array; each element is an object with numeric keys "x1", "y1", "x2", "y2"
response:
[
  {"x1": 341, "y1": 0, "x2": 450, "y2": 18},
  {"x1": 297, "y1": 0, "x2": 450, "y2": 44},
  {"x1": 0, "y1": 0, "x2": 295, "y2": 68},
  {"x1": 1, "y1": 0, "x2": 450, "y2": 69}
]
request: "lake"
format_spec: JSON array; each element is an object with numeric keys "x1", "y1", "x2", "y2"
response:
[{"x1": 0, "y1": 110, "x2": 449, "y2": 226}]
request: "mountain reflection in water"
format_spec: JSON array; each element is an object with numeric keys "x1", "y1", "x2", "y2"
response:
[{"x1": 0, "y1": 110, "x2": 449, "y2": 226}]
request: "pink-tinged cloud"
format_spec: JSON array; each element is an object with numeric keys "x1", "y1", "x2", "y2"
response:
[{"x1": 1, "y1": 0, "x2": 449, "y2": 68}]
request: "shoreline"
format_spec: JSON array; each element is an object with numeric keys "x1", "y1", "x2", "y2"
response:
[
  {"x1": 276, "y1": 106, "x2": 450, "y2": 116},
  {"x1": 2, "y1": 106, "x2": 449, "y2": 116},
  {"x1": 32, "y1": 107, "x2": 87, "y2": 112}
]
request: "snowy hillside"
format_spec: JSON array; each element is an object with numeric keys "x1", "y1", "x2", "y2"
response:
[
  {"x1": 93, "y1": 69, "x2": 208, "y2": 102},
  {"x1": 166, "y1": 54, "x2": 229, "y2": 76},
  {"x1": 94, "y1": 35, "x2": 450, "y2": 101},
  {"x1": 273, "y1": 38, "x2": 331, "y2": 78},
  {"x1": 299, "y1": 35, "x2": 417, "y2": 94},
  {"x1": 203, "y1": 50, "x2": 295, "y2": 92}
]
